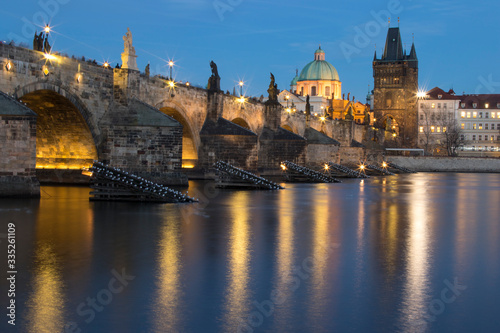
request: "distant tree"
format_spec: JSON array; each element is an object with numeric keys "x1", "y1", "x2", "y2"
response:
[
  {"x1": 439, "y1": 111, "x2": 463, "y2": 156},
  {"x1": 419, "y1": 106, "x2": 434, "y2": 155}
]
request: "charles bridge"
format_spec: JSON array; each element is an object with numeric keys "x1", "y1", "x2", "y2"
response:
[{"x1": 0, "y1": 42, "x2": 385, "y2": 196}]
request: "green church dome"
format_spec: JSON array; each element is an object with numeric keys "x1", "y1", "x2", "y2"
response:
[
  {"x1": 298, "y1": 60, "x2": 340, "y2": 81},
  {"x1": 290, "y1": 75, "x2": 299, "y2": 86}
]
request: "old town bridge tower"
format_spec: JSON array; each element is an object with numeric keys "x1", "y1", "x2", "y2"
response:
[{"x1": 373, "y1": 27, "x2": 418, "y2": 145}]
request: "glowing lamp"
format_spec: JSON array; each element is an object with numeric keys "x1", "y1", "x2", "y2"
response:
[
  {"x1": 320, "y1": 116, "x2": 325, "y2": 122},
  {"x1": 5, "y1": 62, "x2": 12, "y2": 71},
  {"x1": 76, "y1": 73, "x2": 82, "y2": 83},
  {"x1": 44, "y1": 53, "x2": 56, "y2": 60},
  {"x1": 42, "y1": 66, "x2": 49, "y2": 76},
  {"x1": 239, "y1": 81, "x2": 244, "y2": 86},
  {"x1": 324, "y1": 164, "x2": 329, "y2": 170},
  {"x1": 359, "y1": 164, "x2": 365, "y2": 170},
  {"x1": 169, "y1": 81, "x2": 175, "y2": 88},
  {"x1": 186, "y1": 82, "x2": 190, "y2": 86},
  {"x1": 392, "y1": 133, "x2": 397, "y2": 137},
  {"x1": 286, "y1": 108, "x2": 291, "y2": 113},
  {"x1": 382, "y1": 162, "x2": 387, "y2": 168},
  {"x1": 280, "y1": 163, "x2": 287, "y2": 171},
  {"x1": 168, "y1": 60, "x2": 174, "y2": 67},
  {"x1": 416, "y1": 90, "x2": 427, "y2": 99},
  {"x1": 44, "y1": 25, "x2": 51, "y2": 33},
  {"x1": 103, "y1": 62, "x2": 109, "y2": 68}
]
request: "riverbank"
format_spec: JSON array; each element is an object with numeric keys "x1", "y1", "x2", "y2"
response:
[{"x1": 387, "y1": 156, "x2": 500, "y2": 172}]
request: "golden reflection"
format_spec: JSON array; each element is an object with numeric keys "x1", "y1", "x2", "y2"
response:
[
  {"x1": 306, "y1": 187, "x2": 333, "y2": 325},
  {"x1": 223, "y1": 191, "x2": 251, "y2": 331},
  {"x1": 400, "y1": 176, "x2": 430, "y2": 328},
  {"x1": 271, "y1": 185, "x2": 296, "y2": 329},
  {"x1": 37, "y1": 187, "x2": 94, "y2": 257},
  {"x1": 153, "y1": 216, "x2": 182, "y2": 332},
  {"x1": 24, "y1": 245, "x2": 67, "y2": 333},
  {"x1": 378, "y1": 191, "x2": 399, "y2": 277}
]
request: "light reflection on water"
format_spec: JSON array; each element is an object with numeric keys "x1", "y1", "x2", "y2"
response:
[{"x1": 1, "y1": 174, "x2": 500, "y2": 332}]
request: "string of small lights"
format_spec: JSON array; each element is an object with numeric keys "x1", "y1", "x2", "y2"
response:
[
  {"x1": 387, "y1": 162, "x2": 417, "y2": 173},
  {"x1": 214, "y1": 161, "x2": 284, "y2": 190},
  {"x1": 326, "y1": 162, "x2": 369, "y2": 178},
  {"x1": 88, "y1": 161, "x2": 197, "y2": 203},
  {"x1": 280, "y1": 161, "x2": 341, "y2": 183}
]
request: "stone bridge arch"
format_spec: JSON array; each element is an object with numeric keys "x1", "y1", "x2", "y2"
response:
[
  {"x1": 282, "y1": 122, "x2": 298, "y2": 134},
  {"x1": 231, "y1": 117, "x2": 252, "y2": 130},
  {"x1": 155, "y1": 100, "x2": 200, "y2": 168},
  {"x1": 14, "y1": 82, "x2": 99, "y2": 169}
]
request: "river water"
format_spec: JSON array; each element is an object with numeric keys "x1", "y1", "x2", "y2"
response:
[{"x1": 1, "y1": 173, "x2": 499, "y2": 333}]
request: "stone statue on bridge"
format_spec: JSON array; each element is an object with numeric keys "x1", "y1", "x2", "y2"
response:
[
  {"x1": 364, "y1": 110, "x2": 371, "y2": 125},
  {"x1": 121, "y1": 27, "x2": 138, "y2": 71},
  {"x1": 267, "y1": 73, "x2": 279, "y2": 103},
  {"x1": 207, "y1": 60, "x2": 221, "y2": 92},
  {"x1": 33, "y1": 31, "x2": 50, "y2": 52}
]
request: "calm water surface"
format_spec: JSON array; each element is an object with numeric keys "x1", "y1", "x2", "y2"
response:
[{"x1": 1, "y1": 173, "x2": 500, "y2": 332}]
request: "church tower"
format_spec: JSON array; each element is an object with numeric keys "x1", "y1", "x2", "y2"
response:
[{"x1": 373, "y1": 27, "x2": 418, "y2": 145}]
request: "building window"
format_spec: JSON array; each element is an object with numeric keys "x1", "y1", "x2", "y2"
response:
[
  {"x1": 461, "y1": 123, "x2": 465, "y2": 129},
  {"x1": 460, "y1": 134, "x2": 465, "y2": 141},
  {"x1": 437, "y1": 127, "x2": 441, "y2": 133},
  {"x1": 479, "y1": 112, "x2": 483, "y2": 118},
  {"x1": 461, "y1": 103, "x2": 465, "y2": 108},
  {"x1": 498, "y1": 135, "x2": 500, "y2": 141},
  {"x1": 420, "y1": 104, "x2": 424, "y2": 109},
  {"x1": 473, "y1": 123, "x2": 477, "y2": 130},
  {"x1": 431, "y1": 103, "x2": 435, "y2": 109},
  {"x1": 438, "y1": 103, "x2": 441, "y2": 109},
  {"x1": 443, "y1": 127, "x2": 447, "y2": 133},
  {"x1": 300, "y1": 87, "x2": 304, "y2": 95},
  {"x1": 473, "y1": 103, "x2": 477, "y2": 108},
  {"x1": 467, "y1": 112, "x2": 471, "y2": 118},
  {"x1": 419, "y1": 126, "x2": 424, "y2": 133},
  {"x1": 311, "y1": 86, "x2": 317, "y2": 96},
  {"x1": 431, "y1": 114, "x2": 435, "y2": 121},
  {"x1": 485, "y1": 124, "x2": 489, "y2": 130},
  {"x1": 420, "y1": 114, "x2": 424, "y2": 120},
  {"x1": 461, "y1": 111, "x2": 466, "y2": 118},
  {"x1": 310, "y1": 105, "x2": 314, "y2": 112},
  {"x1": 325, "y1": 86, "x2": 330, "y2": 97},
  {"x1": 479, "y1": 135, "x2": 482, "y2": 141},
  {"x1": 473, "y1": 112, "x2": 477, "y2": 118},
  {"x1": 431, "y1": 126, "x2": 435, "y2": 133},
  {"x1": 497, "y1": 112, "x2": 500, "y2": 118},
  {"x1": 479, "y1": 124, "x2": 483, "y2": 130},
  {"x1": 498, "y1": 124, "x2": 500, "y2": 130},
  {"x1": 485, "y1": 103, "x2": 489, "y2": 108},
  {"x1": 394, "y1": 77, "x2": 400, "y2": 84},
  {"x1": 485, "y1": 135, "x2": 489, "y2": 141},
  {"x1": 444, "y1": 103, "x2": 447, "y2": 109},
  {"x1": 492, "y1": 112, "x2": 496, "y2": 119},
  {"x1": 473, "y1": 135, "x2": 476, "y2": 140},
  {"x1": 486, "y1": 112, "x2": 489, "y2": 118}
]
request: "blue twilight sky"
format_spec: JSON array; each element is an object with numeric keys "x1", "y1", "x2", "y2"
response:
[{"x1": 2, "y1": 0, "x2": 500, "y2": 102}]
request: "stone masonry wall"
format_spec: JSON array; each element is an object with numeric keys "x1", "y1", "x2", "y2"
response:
[
  {"x1": 198, "y1": 135, "x2": 259, "y2": 171},
  {"x1": 100, "y1": 125, "x2": 184, "y2": 184},
  {"x1": 0, "y1": 115, "x2": 39, "y2": 197}
]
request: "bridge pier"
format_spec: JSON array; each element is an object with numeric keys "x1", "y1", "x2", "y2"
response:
[{"x1": 0, "y1": 92, "x2": 40, "y2": 197}]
